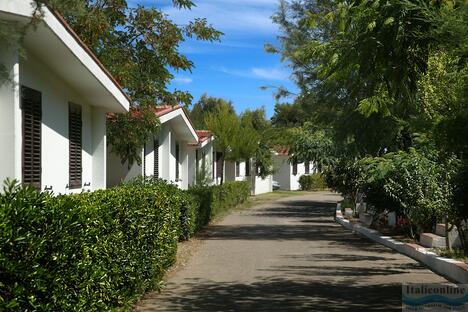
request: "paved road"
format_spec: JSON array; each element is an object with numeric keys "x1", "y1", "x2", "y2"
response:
[{"x1": 137, "y1": 192, "x2": 449, "y2": 311}]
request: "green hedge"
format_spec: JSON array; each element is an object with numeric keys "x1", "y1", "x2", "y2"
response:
[
  {"x1": 0, "y1": 179, "x2": 184, "y2": 311},
  {"x1": 188, "y1": 181, "x2": 251, "y2": 234},
  {"x1": 299, "y1": 173, "x2": 327, "y2": 191}
]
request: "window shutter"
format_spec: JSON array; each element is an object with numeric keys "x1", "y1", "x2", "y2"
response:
[
  {"x1": 21, "y1": 86, "x2": 42, "y2": 190},
  {"x1": 245, "y1": 159, "x2": 250, "y2": 176},
  {"x1": 216, "y1": 152, "x2": 223, "y2": 179},
  {"x1": 305, "y1": 162, "x2": 310, "y2": 174},
  {"x1": 154, "y1": 138, "x2": 159, "y2": 178},
  {"x1": 68, "y1": 103, "x2": 82, "y2": 189},
  {"x1": 235, "y1": 161, "x2": 240, "y2": 177},
  {"x1": 292, "y1": 162, "x2": 298, "y2": 176},
  {"x1": 175, "y1": 143, "x2": 180, "y2": 180}
]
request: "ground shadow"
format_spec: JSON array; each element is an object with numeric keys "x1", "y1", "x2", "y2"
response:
[{"x1": 139, "y1": 277, "x2": 403, "y2": 312}]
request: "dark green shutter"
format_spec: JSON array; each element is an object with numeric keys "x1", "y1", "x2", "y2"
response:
[
  {"x1": 21, "y1": 86, "x2": 42, "y2": 190},
  {"x1": 68, "y1": 103, "x2": 82, "y2": 189}
]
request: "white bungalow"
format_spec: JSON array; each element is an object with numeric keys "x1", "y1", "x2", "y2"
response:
[
  {"x1": 224, "y1": 159, "x2": 273, "y2": 195},
  {"x1": 187, "y1": 130, "x2": 217, "y2": 186},
  {"x1": 0, "y1": 1, "x2": 130, "y2": 194},
  {"x1": 273, "y1": 148, "x2": 317, "y2": 191},
  {"x1": 107, "y1": 105, "x2": 199, "y2": 190}
]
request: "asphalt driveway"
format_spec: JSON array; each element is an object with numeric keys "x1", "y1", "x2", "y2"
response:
[{"x1": 136, "y1": 192, "x2": 449, "y2": 311}]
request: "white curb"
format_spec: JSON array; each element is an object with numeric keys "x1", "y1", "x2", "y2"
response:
[{"x1": 335, "y1": 206, "x2": 468, "y2": 284}]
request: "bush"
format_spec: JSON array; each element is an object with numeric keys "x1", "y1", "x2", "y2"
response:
[
  {"x1": 358, "y1": 149, "x2": 457, "y2": 235},
  {"x1": 324, "y1": 158, "x2": 361, "y2": 203},
  {"x1": 299, "y1": 173, "x2": 327, "y2": 191},
  {"x1": 0, "y1": 179, "x2": 183, "y2": 311},
  {"x1": 188, "y1": 181, "x2": 250, "y2": 233}
]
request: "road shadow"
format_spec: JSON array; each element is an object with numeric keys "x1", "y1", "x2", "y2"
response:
[{"x1": 138, "y1": 277, "x2": 402, "y2": 311}]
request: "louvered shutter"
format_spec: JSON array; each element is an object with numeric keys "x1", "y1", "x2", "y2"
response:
[
  {"x1": 245, "y1": 159, "x2": 250, "y2": 176},
  {"x1": 21, "y1": 86, "x2": 42, "y2": 190},
  {"x1": 68, "y1": 103, "x2": 82, "y2": 189},
  {"x1": 305, "y1": 162, "x2": 310, "y2": 174},
  {"x1": 292, "y1": 162, "x2": 298, "y2": 176},
  {"x1": 235, "y1": 161, "x2": 240, "y2": 177},
  {"x1": 154, "y1": 138, "x2": 159, "y2": 178},
  {"x1": 216, "y1": 152, "x2": 223, "y2": 179}
]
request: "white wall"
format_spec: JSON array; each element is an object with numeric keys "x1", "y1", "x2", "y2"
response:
[
  {"x1": 107, "y1": 121, "x2": 193, "y2": 190},
  {"x1": 19, "y1": 53, "x2": 106, "y2": 194},
  {"x1": 273, "y1": 155, "x2": 309, "y2": 191},
  {"x1": 273, "y1": 155, "x2": 291, "y2": 190},
  {"x1": 0, "y1": 47, "x2": 19, "y2": 184},
  {"x1": 253, "y1": 175, "x2": 273, "y2": 195},
  {"x1": 290, "y1": 162, "x2": 305, "y2": 191}
]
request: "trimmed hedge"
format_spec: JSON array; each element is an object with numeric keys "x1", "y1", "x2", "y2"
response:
[
  {"x1": 188, "y1": 181, "x2": 251, "y2": 234},
  {"x1": 299, "y1": 173, "x2": 327, "y2": 191},
  {"x1": 0, "y1": 179, "x2": 250, "y2": 310},
  {"x1": 0, "y1": 179, "x2": 184, "y2": 311}
]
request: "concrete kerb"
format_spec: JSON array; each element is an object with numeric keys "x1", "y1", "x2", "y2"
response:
[{"x1": 335, "y1": 205, "x2": 468, "y2": 284}]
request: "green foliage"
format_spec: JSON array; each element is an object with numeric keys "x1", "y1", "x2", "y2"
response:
[
  {"x1": 298, "y1": 173, "x2": 327, "y2": 191},
  {"x1": 273, "y1": 0, "x2": 468, "y2": 248},
  {"x1": 288, "y1": 123, "x2": 335, "y2": 171},
  {"x1": 107, "y1": 107, "x2": 160, "y2": 166},
  {"x1": 188, "y1": 181, "x2": 250, "y2": 233},
  {"x1": 204, "y1": 105, "x2": 274, "y2": 180},
  {"x1": 271, "y1": 102, "x2": 306, "y2": 128},
  {"x1": 190, "y1": 94, "x2": 235, "y2": 129},
  {"x1": 358, "y1": 149, "x2": 459, "y2": 234},
  {"x1": 0, "y1": 178, "x2": 184, "y2": 311},
  {"x1": 324, "y1": 158, "x2": 361, "y2": 203}
]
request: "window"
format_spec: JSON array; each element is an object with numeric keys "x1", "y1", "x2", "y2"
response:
[
  {"x1": 154, "y1": 138, "x2": 159, "y2": 178},
  {"x1": 305, "y1": 162, "x2": 310, "y2": 174},
  {"x1": 68, "y1": 103, "x2": 82, "y2": 188},
  {"x1": 245, "y1": 159, "x2": 250, "y2": 176},
  {"x1": 216, "y1": 152, "x2": 223, "y2": 179},
  {"x1": 235, "y1": 161, "x2": 240, "y2": 177},
  {"x1": 21, "y1": 86, "x2": 42, "y2": 190},
  {"x1": 175, "y1": 142, "x2": 180, "y2": 181},
  {"x1": 292, "y1": 162, "x2": 298, "y2": 176}
]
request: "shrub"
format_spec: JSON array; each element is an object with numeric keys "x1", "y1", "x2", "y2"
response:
[
  {"x1": 324, "y1": 159, "x2": 361, "y2": 202},
  {"x1": 0, "y1": 179, "x2": 182, "y2": 311},
  {"x1": 188, "y1": 181, "x2": 250, "y2": 233},
  {"x1": 358, "y1": 149, "x2": 457, "y2": 235},
  {"x1": 125, "y1": 177, "x2": 197, "y2": 241},
  {"x1": 299, "y1": 173, "x2": 327, "y2": 191}
]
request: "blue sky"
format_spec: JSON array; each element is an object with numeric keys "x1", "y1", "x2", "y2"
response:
[{"x1": 129, "y1": 0, "x2": 297, "y2": 118}]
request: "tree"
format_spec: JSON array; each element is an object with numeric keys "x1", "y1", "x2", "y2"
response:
[
  {"x1": 240, "y1": 108, "x2": 274, "y2": 178},
  {"x1": 204, "y1": 105, "x2": 239, "y2": 184},
  {"x1": 272, "y1": 0, "x2": 468, "y2": 247},
  {"x1": 2, "y1": 0, "x2": 222, "y2": 165},
  {"x1": 190, "y1": 94, "x2": 235, "y2": 129}
]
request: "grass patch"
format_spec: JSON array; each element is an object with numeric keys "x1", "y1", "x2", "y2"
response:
[{"x1": 431, "y1": 248, "x2": 468, "y2": 263}]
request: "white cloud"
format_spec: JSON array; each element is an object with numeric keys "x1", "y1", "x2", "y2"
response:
[
  {"x1": 162, "y1": 0, "x2": 280, "y2": 36},
  {"x1": 252, "y1": 67, "x2": 289, "y2": 80},
  {"x1": 212, "y1": 65, "x2": 289, "y2": 81},
  {"x1": 173, "y1": 76, "x2": 193, "y2": 84}
]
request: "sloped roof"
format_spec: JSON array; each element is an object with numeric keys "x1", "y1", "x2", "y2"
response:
[
  {"x1": 196, "y1": 130, "x2": 212, "y2": 143},
  {"x1": 0, "y1": 1, "x2": 130, "y2": 112},
  {"x1": 274, "y1": 146, "x2": 290, "y2": 156}
]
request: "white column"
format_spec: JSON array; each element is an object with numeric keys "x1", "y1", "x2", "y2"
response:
[{"x1": 0, "y1": 47, "x2": 20, "y2": 184}]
